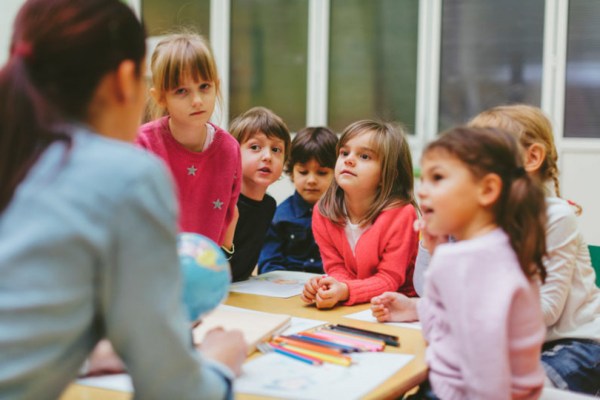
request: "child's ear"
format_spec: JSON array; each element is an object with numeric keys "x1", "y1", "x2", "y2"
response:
[
  {"x1": 478, "y1": 173, "x2": 502, "y2": 207},
  {"x1": 524, "y1": 143, "x2": 545, "y2": 174},
  {"x1": 149, "y1": 87, "x2": 165, "y2": 108}
]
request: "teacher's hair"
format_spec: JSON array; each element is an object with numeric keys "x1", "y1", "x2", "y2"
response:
[{"x1": 0, "y1": 0, "x2": 146, "y2": 213}]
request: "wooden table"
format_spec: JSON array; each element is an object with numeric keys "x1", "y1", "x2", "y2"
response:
[{"x1": 61, "y1": 292, "x2": 427, "y2": 400}]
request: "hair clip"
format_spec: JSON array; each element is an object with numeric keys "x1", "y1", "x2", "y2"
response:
[{"x1": 12, "y1": 41, "x2": 33, "y2": 59}]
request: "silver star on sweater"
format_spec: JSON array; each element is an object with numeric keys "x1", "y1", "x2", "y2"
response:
[{"x1": 213, "y1": 199, "x2": 223, "y2": 209}]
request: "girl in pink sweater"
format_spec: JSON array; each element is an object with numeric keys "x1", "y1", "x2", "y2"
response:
[
  {"x1": 408, "y1": 127, "x2": 547, "y2": 400},
  {"x1": 137, "y1": 34, "x2": 240, "y2": 251},
  {"x1": 301, "y1": 120, "x2": 419, "y2": 308}
]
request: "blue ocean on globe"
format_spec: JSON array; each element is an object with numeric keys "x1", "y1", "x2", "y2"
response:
[{"x1": 177, "y1": 232, "x2": 231, "y2": 321}]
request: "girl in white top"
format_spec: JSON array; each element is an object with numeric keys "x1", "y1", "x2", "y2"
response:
[
  {"x1": 373, "y1": 104, "x2": 600, "y2": 395},
  {"x1": 469, "y1": 105, "x2": 600, "y2": 395}
]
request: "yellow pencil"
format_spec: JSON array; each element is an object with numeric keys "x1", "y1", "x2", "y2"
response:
[{"x1": 280, "y1": 343, "x2": 353, "y2": 367}]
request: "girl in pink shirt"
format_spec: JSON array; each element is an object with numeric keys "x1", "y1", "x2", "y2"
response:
[
  {"x1": 301, "y1": 120, "x2": 419, "y2": 308},
  {"x1": 408, "y1": 127, "x2": 547, "y2": 400},
  {"x1": 137, "y1": 34, "x2": 240, "y2": 251}
]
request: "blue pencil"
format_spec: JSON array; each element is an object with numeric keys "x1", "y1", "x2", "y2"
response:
[{"x1": 270, "y1": 343, "x2": 323, "y2": 366}]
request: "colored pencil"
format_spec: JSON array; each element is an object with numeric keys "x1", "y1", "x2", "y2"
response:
[
  {"x1": 321, "y1": 328, "x2": 387, "y2": 346},
  {"x1": 279, "y1": 343, "x2": 353, "y2": 367},
  {"x1": 273, "y1": 336, "x2": 346, "y2": 356},
  {"x1": 329, "y1": 324, "x2": 400, "y2": 347},
  {"x1": 308, "y1": 331, "x2": 384, "y2": 352},
  {"x1": 289, "y1": 333, "x2": 359, "y2": 352},
  {"x1": 268, "y1": 342, "x2": 323, "y2": 366},
  {"x1": 298, "y1": 331, "x2": 381, "y2": 352}
]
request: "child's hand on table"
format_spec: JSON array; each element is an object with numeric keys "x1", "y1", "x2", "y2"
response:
[
  {"x1": 314, "y1": 276, "x2": 348, "y2": 309},
  {"x1": 370, "y1": 292, "x2": 419, "y2": 322},
  {"x1": 301, "y1": 276, "x2": 322, "y2": 304}
]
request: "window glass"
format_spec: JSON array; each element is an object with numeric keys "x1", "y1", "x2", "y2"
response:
[
  {"x1": 329, "y1": 0, "x2": 418, "y2": 133},
  {"x1": 230, "y1": 0, "x2": 308, "y2": 132},
  {"x1": 142, "y1": 0, "x2": 210, "y2": 37},
  {"x1": 564, "y1": 1, "x2": 600, "y2": 138},
  {"x1": 438, "y1": 0, "x2": 544, "y2": 131}
]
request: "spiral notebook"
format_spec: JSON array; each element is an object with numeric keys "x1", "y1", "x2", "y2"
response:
[{"x1": 192, "y1": 305, "x2": 291, "y2": 354}]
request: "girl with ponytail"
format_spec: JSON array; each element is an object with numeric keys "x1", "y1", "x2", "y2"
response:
[
  {"x1": 398, "y1": 127, "x2": 547, "y2": 399},
  {"x1": 469, "y1": 105, "x2": 600, "y2": 395}
]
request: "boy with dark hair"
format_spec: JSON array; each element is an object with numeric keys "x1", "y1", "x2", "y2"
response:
[{"x1": 259, "y1": 126, "x2": 338, "y2": 274}]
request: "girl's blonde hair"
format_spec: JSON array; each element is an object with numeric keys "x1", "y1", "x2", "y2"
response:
[
  {"x1": 424, "y1": 127, "x2": 547, "y2": 282},
  {"x1": 147, "y1": 32, "x2": 221, "y2": 120},
  {"x1": 318, "y1": 120, "x2": 417, "y2": 227},
  {"x1": 468, "y1": 104, "x2": 581, "y2": 214}
]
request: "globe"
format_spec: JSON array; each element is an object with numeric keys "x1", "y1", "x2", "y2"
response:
[{"x1": 177, "y1": 232, "x2": 231, "y2": 321}]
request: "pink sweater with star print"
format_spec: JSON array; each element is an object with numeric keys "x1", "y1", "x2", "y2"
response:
[
  {"x1": 312, "y1": 204, "x2": 418, "y2": 305},
  {"x1": 136, "y1": 117, "x2": 241, "y2": 244}
]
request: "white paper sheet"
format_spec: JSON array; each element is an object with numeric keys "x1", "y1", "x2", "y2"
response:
[
  {"x1": 79, "y1": 352, "x2": 414, "y2": 399},
  {"x1": 235, "y1": 352, "x2": 414, "y2": 400},
  {"x1": 343, "y1": 309, "x2": 422, "y2": 330},
  {"x1": 74, "y1": 309, "x2": 326, "y2": 395},
  {"x1": 77, "y1": 373, "x2": 133, "y2": 392},
  {"x1": 229, "y1": 271, "x2": 321, "y2": 298}
]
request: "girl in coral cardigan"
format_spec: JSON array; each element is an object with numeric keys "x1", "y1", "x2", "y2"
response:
[{"x1": 301, "y1": 120, "x2": 419, "y2": 309}]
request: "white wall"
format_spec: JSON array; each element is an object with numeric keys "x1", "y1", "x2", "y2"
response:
[
  {"x1": 0, "y1": 0, "x2": 25, "y2": 65},
  {"x1": 561, "y1": 150, "x2": 600, "y2": 244},
  {"x1": 267, "y1": 175, "x2": 295, "y2": 205}
]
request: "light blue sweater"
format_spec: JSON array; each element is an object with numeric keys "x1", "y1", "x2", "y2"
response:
[{"x1": 0, "y1": 126, "x2": 231, "y2": 399}]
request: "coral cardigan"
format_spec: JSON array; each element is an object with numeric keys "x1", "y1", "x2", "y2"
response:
[{"x1": 312, "y1": 204, "x2": 418, "y2": 305}]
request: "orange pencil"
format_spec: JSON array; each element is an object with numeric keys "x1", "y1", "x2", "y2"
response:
[
  {"x1": 279, "y1": 343, "x2": 353, "y2": 367},
  {"x1": 268, "y1": 342, "x2": 323, "y2": 365}
]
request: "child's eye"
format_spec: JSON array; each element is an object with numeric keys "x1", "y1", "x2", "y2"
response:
[
  {"x1": 199, "y1": 83, "x2": 211, "y2": 91},
  {"x1": 297, "y1": 170, "x2": 308, "y2": 175},
  {"x1": 249, "y1": 144, "x2": 261, "y2": 151},
  {"x1": 432, "y1": 173, "x2": 444, "y2": 182},
  {"x1": 174, "y1": 88, "x2": 187, "y2": 95},
  {"x1": 359, "y1": 153, "x2": 371, "y2": 160},
  {"x1": 272, "y1": 147, "x2": 283, "y2": 154},
  {"x1": 317, "y1": 170, "x2": 330, "y2": 176},
  {"x1": 339, "y1": 150, "x2": 349, "y2": 157}
]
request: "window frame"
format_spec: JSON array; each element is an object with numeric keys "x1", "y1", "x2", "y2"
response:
[{"x1": 135, "y1": 0, "x2": 600, "y2": 148}]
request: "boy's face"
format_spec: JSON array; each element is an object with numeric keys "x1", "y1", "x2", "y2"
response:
[
  {"x1": 292, "y1": 159, "x2": 334, "y2": 205},
  {"x1": 240, "y1": 131, "x2": 286, "y2": 199}
]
